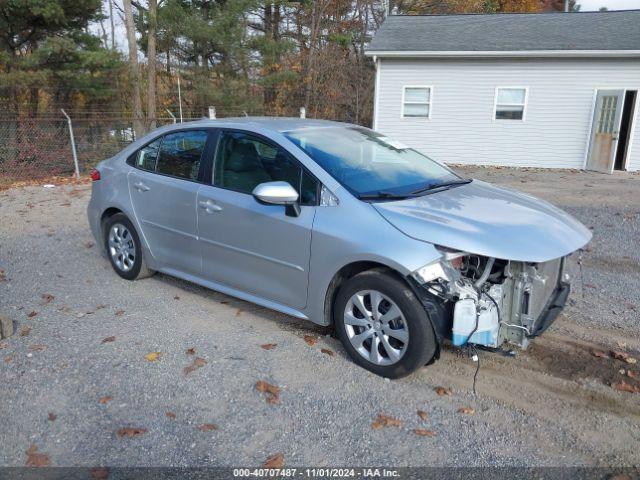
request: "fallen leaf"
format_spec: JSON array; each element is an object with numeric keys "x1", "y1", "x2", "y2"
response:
[
  {"x1": 371, "y1": 414, "x2": 401, "y2": 429},
  {"x1": 260, "y1": 343, "x2": 277, "y2": 350},
  {"x1": 90, "y1": 467, "x2": 110, "y2": 480},
  {"x1": 627, "y1": 370, "x2": 638, "y2": 379},
  {"x1": 197, "y1": 423, "x2": 218, "y2": 432},
  {"x1": 25, "y1": 444, "x2": 49, "y2": 467},
  {"x1": 98, "y1": 396, "x2": 113, "y2": 404},
  {"x1": 0, "y1": 269, "x2": 5, "y2": 281},
  {"x1": 174, "y1": 295, "x2": 180, "y2": 300},
  {"x1": 611, "y1": 350, "x2": 637, "y2": 365},
  {"x1": 20, "y1": 326, "x2": 31, "y2": 336},
  {"x1": 165, "y1": 412, "x2": 176, "y2": 420},
  {"x1": 235, "y1": 309, "x2": 243, "y2": 317},
  {"x1": 183, "y1": 357, "x2": 207, "y2": 375},
  {"x1": 263, "y1": 453, "x2": 284, "y2": 468},
  {"x1": 95, "y1": 304, "x2": 107, "y2": 310},
  {"x1": 320, "y1": 348, "x2": 335, "y2": 356},
  {"x1": 417, "y1": 409, "x2": 428, "y2": 421},
  {"x1": 101, "y1": 336, "x2": 116, "y2": 344},
  {"x1": 41, "y1": 293, "x2": 54, "y2": 304},
  {"x1": 116, "y1": 427, "x2": 147, "y2": 438},
  {"x1": 256, "y1": 380, "x2": 281, "y2": 404},
  {"x1": 608, "y1": 475, "x2": 632, "y2": 480},
  {"x1": 592, "y1": 350, "x2": 608, "y2": 359},
  {"x1": 28, "y1": 344, "x2": 46, "y2": 351},
  {"x1": 612, "y1": 381, "x2": 640, "y2": 394},
  {"x1": 84, "y1": 241, "x2": 95, "y2": 248},
  {"x1": 458, "y1": 407, "x2": 475, "y2": 415},
  {"x1": 435, "y1": 387, "x2": 452, "y2": 396},
  {"x1": 303, "y1": 334, "x2": 317, "y2": 346},
  {"x1": 4, "y1": 355, "x2": 13, "y2": 363},
  {"x1": 413, "y1": 429, "x2": 437, "y2": 437},
  {"x1": 186, "y1": 347, "x2": 196, "y2": 355},
  {"x1": 0, "y1": 342, "x2": 7, "y2": 349},
  {"x1": 48, "y1": 412, "x2": 57, "y2": 421},
  {"x1": 144, "y1": 352, "x2": 160, "y2": 362},
  {"x1": 114, "y1": 309, "x2": 125, "y2": 316},
  {"x1": 220, "y1": 300, "x2": 229, "y2": 304},
  {"x1": 27, "y1": 311, "x2": 38, "y2": 318}
]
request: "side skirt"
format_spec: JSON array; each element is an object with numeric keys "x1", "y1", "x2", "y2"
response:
[{"x1": 157, "y1": 267, "x2": 310, "y2": 321}]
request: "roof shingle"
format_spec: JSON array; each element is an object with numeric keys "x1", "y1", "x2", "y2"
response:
[{"x1": 366, "y1": 11, "x2": 640, "y2": 54}]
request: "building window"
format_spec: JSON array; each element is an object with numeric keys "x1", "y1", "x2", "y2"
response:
[
  {"x1": 402, "y1": 87, "x2": 431, "y2": 118},
  {"x1": 495, "y1": 88, "x2": 527, "y2": 120}
]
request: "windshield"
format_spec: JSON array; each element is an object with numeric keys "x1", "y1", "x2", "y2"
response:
[{"x1": 284, "y1": 126, "x2": 462, "y2": 198}]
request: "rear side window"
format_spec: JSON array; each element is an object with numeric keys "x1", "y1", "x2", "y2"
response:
[
  {"x1": 156, "y1": 130, "x2": 208, "y2": 181},
  {"x1": 128, "y1": 137, "x2": 162, "y2": 171}
]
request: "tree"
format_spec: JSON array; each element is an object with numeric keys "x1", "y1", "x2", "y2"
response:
[
  {"x1": 123, "y1": 0, "x2": 145, "y2": 136},
  {"x1": 147, "y1": 0, "x2": 158, "y2": 130},
  {"x1": 0, "y1": 0, "x2": 123, "y2": 116}
]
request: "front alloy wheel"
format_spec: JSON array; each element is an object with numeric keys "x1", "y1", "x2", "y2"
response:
[
  {"x1": 334, "y1": 269, "x2": 438, "y2": 378},
  {"x1": 344, "y1": 290, "x2": 409, "y2": 366}
]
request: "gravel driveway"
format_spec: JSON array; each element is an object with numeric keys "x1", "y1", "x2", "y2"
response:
[{"x1": 0, "y1": 167, "x2": 639, "y2": 470}]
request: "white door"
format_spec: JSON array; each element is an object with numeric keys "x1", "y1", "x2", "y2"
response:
[{"x1": 586, "y1": 90, "x2": 625, "y2": 174}]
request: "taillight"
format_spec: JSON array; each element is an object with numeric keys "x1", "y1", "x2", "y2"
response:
[{"x1": 90, "y1": 169, "x2": 101, "y2": 181}]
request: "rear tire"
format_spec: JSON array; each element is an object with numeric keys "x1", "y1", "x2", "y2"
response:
[
  {"x1": 333, "y1": 269, "x2": 437, "y2": 379},
  {"x1": 103, "y1": 213, "x2": 154, "y2": 280}
]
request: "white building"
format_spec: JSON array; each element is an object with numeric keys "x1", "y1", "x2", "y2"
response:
[{"x1": 366, "y1": 11, "x2": 640, "y2": 173}]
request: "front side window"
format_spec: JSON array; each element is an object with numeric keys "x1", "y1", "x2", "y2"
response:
[
  {"x1": 129, "y1": 137, "x2": 162, "y2": 171},
  {"x1": 214, "y1": 131, "x2": 317, "y2": 205},
  {"x1": 495, "y1": 88, "x2": 527, "y2": 120},
  {"x1": 402, "y1": 87, "x2": 431, "y2": 118},
  {"x1": 156, "y1": 130, "x2": 208, "y2": 181},
  {"x1": 284, "y1": 127, "x2": 462, "y2": 198}
]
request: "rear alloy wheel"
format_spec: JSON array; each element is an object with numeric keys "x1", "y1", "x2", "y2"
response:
[
  {"x1": 334, "y1": 269, "x2": 437, "y2": 378},
  {"x1": 103, "y1": 213, "x2": 154, "y2": 280},
  {"x1": 108, "y1": 223, "x2": 136, "y2": 273}
]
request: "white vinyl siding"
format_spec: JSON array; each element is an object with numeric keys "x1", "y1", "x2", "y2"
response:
[{"x1": 374, "y1": 58, "x2": 640, "y2": 171}]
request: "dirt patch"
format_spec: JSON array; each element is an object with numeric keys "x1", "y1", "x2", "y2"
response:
[{"x1": 527, "y1": 339, "x2": 640, "y2": 388}]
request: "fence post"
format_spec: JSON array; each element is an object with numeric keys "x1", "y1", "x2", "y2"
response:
[
  {"x1": 60, "y1": 109, "x2": 80, "y2": 179},
  {"x1": 299, "y1": 107, "x2": 306, "y2": 119},
  {"x1": 208, "y1": 106, "x2": 216, "y2": 119},
  {"x1": 165, "y1": 109, "x2": 177, "y2": 124}
]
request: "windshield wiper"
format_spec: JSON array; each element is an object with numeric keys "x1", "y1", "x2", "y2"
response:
[
  {"x1": 358, "y1": 191, "x2": 412, "y2": 200},
  {"x1": 410, "y1": 179, "x2": 472, "y2": 196}
]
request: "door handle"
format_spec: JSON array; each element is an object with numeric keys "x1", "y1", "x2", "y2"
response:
[
  {"x1": 133, "y1": 181, "x2": 150, "y2": 192},
  {"x1": 198, "y1": 199, "x2": 223, "y2": 213}
]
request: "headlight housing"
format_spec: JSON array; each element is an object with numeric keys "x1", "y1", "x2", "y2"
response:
[{"x1": 410, "y1": 248, "x2": 468, "y2": 285}]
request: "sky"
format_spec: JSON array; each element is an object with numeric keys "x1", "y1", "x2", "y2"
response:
[{"x1": 578, "y1": 0, "x2": 640, "y2": 9}]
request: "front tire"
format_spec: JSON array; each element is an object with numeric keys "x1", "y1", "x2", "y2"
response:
[
  {"x1": 334, "y1": 269, "x2": 437, "y2": 379},
  {"x1": 103, "y1": 213, "x2": 154, "y2": 280}
]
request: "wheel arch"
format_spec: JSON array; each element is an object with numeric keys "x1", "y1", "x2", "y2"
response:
[
  {"x1": 322, "y1": 260, "x2": 446, "y2": 353},
  {"x1": 322, "y1": 260, "x2": 410, "y2": 327}
]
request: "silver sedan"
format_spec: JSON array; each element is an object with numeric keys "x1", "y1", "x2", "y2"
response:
[{"x1": 87, "y1": 118, "x2": 591, "y2": 378}]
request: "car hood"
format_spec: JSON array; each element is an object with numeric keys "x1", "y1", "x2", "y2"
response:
[{"x1": 372, "y1": 180, "x2": 592, "y2": 263}]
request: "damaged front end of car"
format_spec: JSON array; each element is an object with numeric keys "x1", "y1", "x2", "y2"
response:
[{"x1": 410, "y1": 249, "x2": 572, "y2": 350}]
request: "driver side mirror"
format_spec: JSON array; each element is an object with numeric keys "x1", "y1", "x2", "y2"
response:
[{"x1": 252, "y1": 181, "x2": 301, "y2": 217}]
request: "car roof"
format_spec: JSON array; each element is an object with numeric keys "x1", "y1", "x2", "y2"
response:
[{"x1": 166, "y1": 117, "x2": 354, "y2": 134}]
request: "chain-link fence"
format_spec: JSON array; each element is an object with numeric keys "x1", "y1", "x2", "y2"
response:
[
  {"x1": 0, "y1": 114, "x2": 196, "y2": 188},
  {"x1": 0, "y1": 108, "x2": 309, "y2": 188}
]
